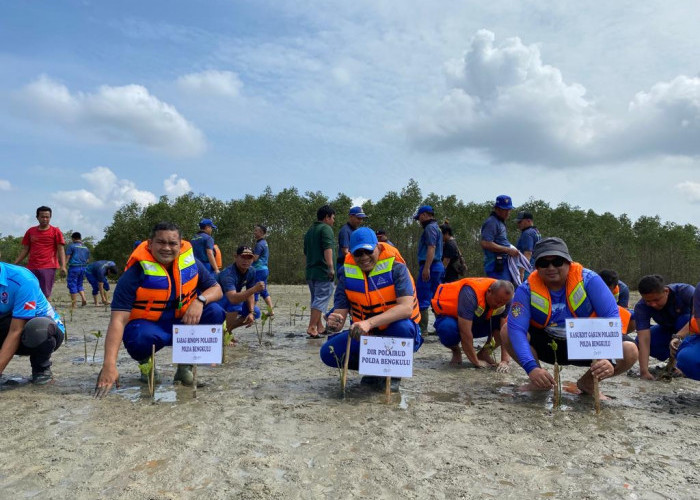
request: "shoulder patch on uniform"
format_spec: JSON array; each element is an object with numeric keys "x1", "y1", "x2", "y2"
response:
[{"x1": 511, "y1": 301, "x2": 524, "y2": 318}]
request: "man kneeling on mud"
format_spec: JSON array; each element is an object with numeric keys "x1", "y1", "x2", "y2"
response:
[
  {"x1": 502, "y1": 237, "x2": 638, "y2": 398},
  {"x1": 95, "y1": 222, "x2": 224, "y2": 396},
  {"x1": 320, "y1": 227, "x2": 422, "y2": 391}
]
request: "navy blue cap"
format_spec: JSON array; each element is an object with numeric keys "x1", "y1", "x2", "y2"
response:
[
  {"x1": 494, "y1": 195, "x2": 513, "y2": 210},
  {"x1": 199, "y1": 218, "x2": 218, "y2": 229},
  {"x1": 349, "y1": 206, "x2": 367, "y2": 218},
  {"x1": 349, "y1": 227, "x2": 378, "y2": 254},
  {"x1": 412, "y1": 205, "x2": 434, "y2": 220}
]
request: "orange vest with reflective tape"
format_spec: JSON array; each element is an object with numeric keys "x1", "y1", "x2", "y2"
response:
[
  {"x1": 125, "y1": 240, "x2": 199, "y2": 321},
  {"x1": 527, "y1": 262, "x2": 595, "y2": 329},
  {"x1": 343, "y1": 243, "x2": 420, "y2": 329},
  {"x1": 431, "y1": 278, "x2": 505, "y2": 319}
]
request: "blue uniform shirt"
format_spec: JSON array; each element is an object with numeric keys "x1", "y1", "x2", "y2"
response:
[
  {"x1": 253, "y1": 239, "x2": 269, "y2": 270},
  {"x1": 66, "y1": 242, "x2": 90, "y2": 267},
  {"x1": 0, "y1": 263, "x2": 65, "y2": 332},
  {"x1": 418, "y1": 220, "x2": 443, "y2": 262},
  {"x1": 111, "y1": 259, "x2": 216, "y2": 324},
  {"x1": 516, "y1": 227, "x2": 541, "y2": 266},
  {"x1": 481, "y1": 213, "x2": 511, "y2": 269},
  {"x1": 190, "y1": 232, "x2": 215, "y2": 265},
  {"x1": 218, "y1": 264, "x2": 256, "y2": 295},
  {"x1": 634, "y1": 283, "x2": 694, "y2": 331},
  {"x1": 616, "y1": 280, "x2": 630, "y2": 308},
  {"x1": 507, "y1": 267, "x2": 618, "y2": 374},
  {"x1": 337, "y1": 223, "x2": 354, "y2": 264},
  {"x1": 87, "y1": 260, "x2": 116, "y2": 281}
]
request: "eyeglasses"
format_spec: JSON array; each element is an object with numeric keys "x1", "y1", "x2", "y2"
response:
[
  {"x1": 353, "y1": 249, "x2": 373, "y2": 258},
  {"x1": 535, "y1": 256, "x2": 567, "y2": 268}
]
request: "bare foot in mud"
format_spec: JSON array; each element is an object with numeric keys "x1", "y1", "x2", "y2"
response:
[{"x1": 571, "y1": 380, "x2": 611, "y2": 401}]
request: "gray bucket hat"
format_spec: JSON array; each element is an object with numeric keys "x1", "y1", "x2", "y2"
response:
[{"x1": 532, "y1": 237, "x2": 572, "y2": 263}]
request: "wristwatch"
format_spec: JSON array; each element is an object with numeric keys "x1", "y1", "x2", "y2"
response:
[{"x1": 197, "y1": 294, "x2": 207, "y2": 305}]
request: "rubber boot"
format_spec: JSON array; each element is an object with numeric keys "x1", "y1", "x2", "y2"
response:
[
  {"x1": 419, "y1": 308, "x2": 430, "y2": 335},
  {"x1": 174, "y1": 364, "x2": 194, "y2": 386}
]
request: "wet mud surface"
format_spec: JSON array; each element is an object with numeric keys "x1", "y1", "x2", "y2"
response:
[{"x1": 1, "y1": 285, "x2": 698, "y2": 499}]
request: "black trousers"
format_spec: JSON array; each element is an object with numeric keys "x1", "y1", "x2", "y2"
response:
[{"x1": 0, "y1": 312, "x2": 63, "y2": 373}]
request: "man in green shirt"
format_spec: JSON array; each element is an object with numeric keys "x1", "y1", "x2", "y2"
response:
[{"x1": 303, "y1": 205, "x2": 336, "y2": 338}]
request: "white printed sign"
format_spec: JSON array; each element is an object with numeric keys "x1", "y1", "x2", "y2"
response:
[
  {"x1": 172, "y1": 324, "x2": 222, "y2": 364},
  {"x1": 358, "y1": 336, "x2": 414, "y2": 377},
  {"x1": 565, "y1": 317, "x2": 623, "y2": 360}
]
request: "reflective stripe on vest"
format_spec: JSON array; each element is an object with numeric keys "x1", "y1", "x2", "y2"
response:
[{"x1": 527, "y1": 262, "x2": 594, "y2": 329}]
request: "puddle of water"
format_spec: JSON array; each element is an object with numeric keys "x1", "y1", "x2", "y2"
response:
[{"x1": 114, "y1": 385, "x2": 179, "y2": 403}]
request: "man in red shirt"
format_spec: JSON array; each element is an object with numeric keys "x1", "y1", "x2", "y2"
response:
[{"x1": 14, "y1": 206, "x2": 67, "y2": 299}]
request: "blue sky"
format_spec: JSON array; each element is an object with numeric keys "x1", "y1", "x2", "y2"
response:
[{"x1": 2, "y1": 1, "x2": 700, "y2": 238}]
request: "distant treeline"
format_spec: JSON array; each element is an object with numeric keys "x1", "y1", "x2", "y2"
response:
[{"x1": 2, "y1": 179, "x2": 698, "y2": 288}]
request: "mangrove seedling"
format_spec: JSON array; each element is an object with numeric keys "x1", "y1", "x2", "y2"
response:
[
  {"x1": 548, "y1": 339, "x2": 562, "y2": 408},
  {"x1": 92, "y1": 330, "x2": 102, "y2": 363}
]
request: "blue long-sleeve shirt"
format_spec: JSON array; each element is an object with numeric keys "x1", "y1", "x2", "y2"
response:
[{"x1": 507, "y1": 267, "x2": 619, "y2": 374}]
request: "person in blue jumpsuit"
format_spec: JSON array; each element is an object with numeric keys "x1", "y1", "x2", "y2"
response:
[
  {"x1": 217, "y1": 246, "x2": 265, "y2": 335},
  {"x1": 190, "y1": 218, "x2": 220, "y2": 275},
  {"x1": 480, "y1": 195, "x2": 520, "y2": 284},
  {"x1": 252, "y1": 224, "x2": 275, "y2": 316},
  {"x1": 634, "y1": 274, "x2": 694, "y2": 380},
  {"x1": 671, "y1": 282, "x2": 700, "y2": 380},
  {"x1": 336, "y1": 206, "x2": 366, "y2": 273},
  {"x1": 94, "y1": 222, "x2": 225, "y2": 394},
  {"x1": 65, "y1": 232, "x2": 90, "y2": 307},
  {"x1": 0, "y1": 262, "x2": 65, "y2": 385},
  {"x1": 414, "y1": 205, "x2": 444, "y2": 334},
  {"x1": 503, "y1": 237, "x2": 638, "y2": 398},
  {"x1": 85, "y1": 260, "x2": 118, "y2": 306}
]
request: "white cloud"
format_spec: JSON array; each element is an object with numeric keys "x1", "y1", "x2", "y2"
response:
[
  {"x1": 163, "y1": 174, "x2": 192, "y2": 197},
  {"x1": 17, "y1": 75, "x2": 206, "y2": 156},
  {"x1": 408, "y1": 30, "x2": 700, "y2": 167},
  {"x1": 408, "y1": 30, "x2": 598, "y2": 165},
  {"x1": 53, "y1": 166, "x2": 157, "y2": 210},
  {"x1": 676, "y1": 180, "x2": 700, "y2": 203},
  {"x1": 176, "y1": 70, "x2": 243, "y2": 98},
  {"x1": 0, "y1": 179, "x2": 10, "y2": 190}
]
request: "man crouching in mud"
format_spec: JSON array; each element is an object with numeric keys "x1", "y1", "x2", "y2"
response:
[{"x1": 501, "y1": 237, "x2": 638, "y2": 399}]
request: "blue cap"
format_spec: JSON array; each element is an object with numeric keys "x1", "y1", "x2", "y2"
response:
[
  {"x1": 412, "y1": 205, "x2": 434, "y2": 220},
  {"x1": 494, "y1": 195, "x2": 513, "y2": 210},
  {"x1": 199, "y1": 218, "x2": 218, "y2": 229},
  {"x1": 349, "y1": 227, "x2": 378, "y2": 254},
  {"x1": 349, "y1": 206, "x2": 367, "y2": 218}
]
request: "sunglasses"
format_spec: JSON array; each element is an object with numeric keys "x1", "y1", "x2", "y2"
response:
[
  {"x1": 535, "y1": 256, "x2": 567, "y2": 268},
  {"x1": 353, "y1": 249, "x2": 374, "y2": 258}
]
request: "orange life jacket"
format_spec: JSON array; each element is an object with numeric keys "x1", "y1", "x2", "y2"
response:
[
  {"x1": 690, "y1": 317, "x2": 699, "y2": 334},
  {"x1": 431, "y1": 278, "x2": 505, "y2": 319},
  {"x1": 343, "y1": 243, "x2": 420, "y2": 329},
  {"x1": 125, "y1": 240, "x2": 199, "y2": 321},
  {"x1": 618, "y1": 306, "x2": 631, "y2": 334},
  {"x1": 527, "y1": 262, "x2": 595, "y2": 328},
  {"x1": 612, "y1": 284, "x2": 620, "y2": 302},
  {"x1": 213, "y1": 244, "x2": 222, "y2": 269}
]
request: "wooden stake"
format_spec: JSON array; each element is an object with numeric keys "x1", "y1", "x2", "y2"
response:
[
  {"x1": 593, "y1": 376, "x2": 600, "y2": 414},
  {"x1": 193, "y1": 365, "x2": 198, "y2": 399},
  {"x1": 148, "y1": 344, "x2": 155, "y2": 398},
  {"x1": 341, "y1": 333, "x2": 352, "y2": 393},
  {"x1": 385, "y1": 376, "x2": 391, "y2": 402},
  {"x1": 553, "y1": 362, "x2": 560, "y2": 408}
]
